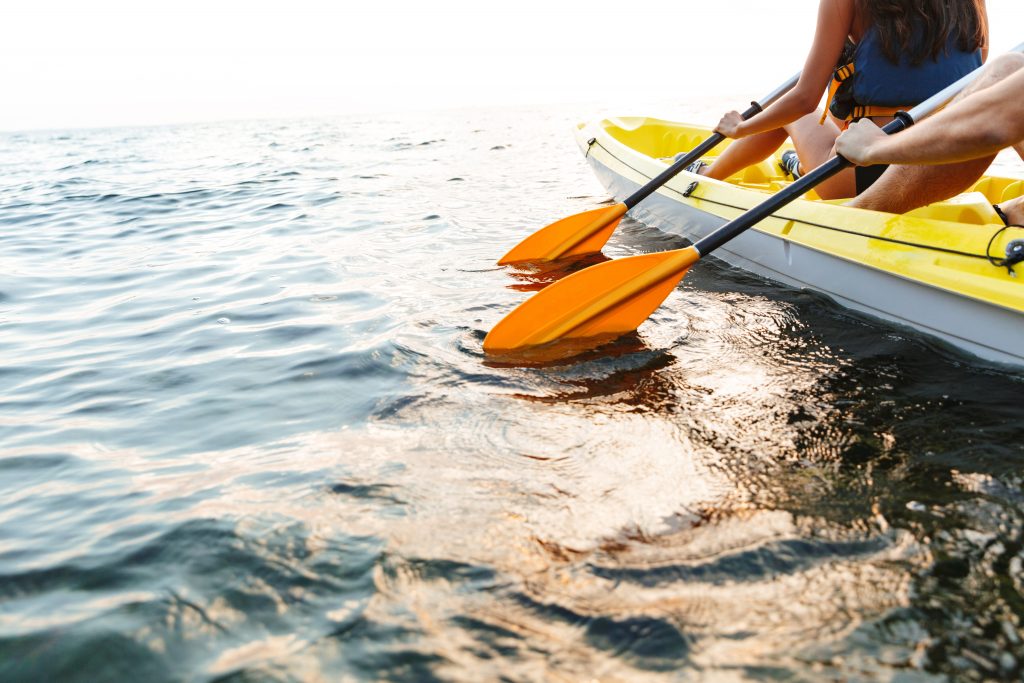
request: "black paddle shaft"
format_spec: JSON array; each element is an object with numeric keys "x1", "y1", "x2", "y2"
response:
[
  {"x1": 623, "y1": 102, "x2": 763, "y2": 210},
  {"x1": 693, "y1": 112, "x2": 914, "y2": 256}
]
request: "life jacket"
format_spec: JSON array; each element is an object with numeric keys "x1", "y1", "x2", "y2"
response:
[{"x1": 822, "y1": 25, "x2": 983, "y2": 123}]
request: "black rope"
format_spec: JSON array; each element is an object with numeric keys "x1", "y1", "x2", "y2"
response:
[
  {"x1": 684, "y1": 193, "x2": 989, "y2": 260},
  {"x1": 984, "y1": 225, "x2": 1024, "y2": 276},
  {"x1": 987, "y1": 225, "x2": 1013, "y2": 269},
  {"x1": 590, "y1": 138, "x2": 1013, "y2": 263}
]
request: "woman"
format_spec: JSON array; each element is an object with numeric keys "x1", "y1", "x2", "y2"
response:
[{"x1": 691, "y1": 0, "x2": 988, "y2": 200}]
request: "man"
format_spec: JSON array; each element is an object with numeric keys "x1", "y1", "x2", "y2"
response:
[{"x1": 837, "y1": 51, "x2": 1024, "y2": 225}]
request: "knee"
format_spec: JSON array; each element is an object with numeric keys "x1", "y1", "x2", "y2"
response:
[
  {"x1": 987, "y1": 52, "x2": 1024, "y2": 79},
  {"x1": 845, "y1": 190, "x2": 888, "y2": 212}
]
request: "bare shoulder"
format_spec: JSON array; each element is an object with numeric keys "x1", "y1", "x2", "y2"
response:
[
  {"x1": 828, "y1": 0, "x2": 857, "y2": 15},
  {"x1": 839, "y1": 0, "x2": 865, "y2": 33},
  {"x1": 820, "y1": 0, "x2": 859, "y2": 32}
]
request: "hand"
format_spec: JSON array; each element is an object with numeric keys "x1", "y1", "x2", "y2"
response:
[
  {"x1": 714, "y1": 110, "x2": 747, "y2": 139},
  {"x1": 835, "y1": 119, "x2": 887, "y2": 166},
  {"x1": 999, "y1": 195, "x2": 1024, "y2": 225}
]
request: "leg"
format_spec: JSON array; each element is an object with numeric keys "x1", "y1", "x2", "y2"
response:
[
  {"x1": 849, "y1": 52, "x2": 1024, "y2": 213},
  {"x1": 702, "y1": 128, "x2": 789, "y2": 180},
  {"x1": 703, "y1": 112, "x2": 857, "y2": 199},
  {"x1": 848, "y1": 155, "x2": 994, "y2": 213},
  {"x1": 784, "y1": 113, "x2": 856, "y2": 199}
]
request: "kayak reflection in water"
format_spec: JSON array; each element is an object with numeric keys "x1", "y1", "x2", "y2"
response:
[
  {"x1": 839, "y1": 51, "x2": 1024, "y2": 227},
  {"x1": 686, "y1": 0, "x2": 988, "y2": 200}
]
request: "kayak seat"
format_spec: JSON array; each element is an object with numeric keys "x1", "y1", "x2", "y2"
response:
[
  {"x1": 736, "y1": 162, "x2": 773, "y2": 185},
  {"x1": 661, "y1": 132, "x2": 710, "y2": 160},
  {"x1": 999, "y1": 180, "x2": 1024, "y2": 204},
  {"x1": 904, "y1": 192, "x2": 1003, "y2": 226},
  {"x1": 969, "y1": 176, "x2": 1024, "y2": 205}
]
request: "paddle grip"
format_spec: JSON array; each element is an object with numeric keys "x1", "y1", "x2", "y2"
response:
[
  {"x1": 693, "y1": 113, "x2": 913, "y2": 257},
  {"x1": 623, "y1": 103, "x2": 762, "y2": 210}
]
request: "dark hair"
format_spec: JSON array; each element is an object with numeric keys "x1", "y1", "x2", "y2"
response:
[{"x1": 857, "y1": 0, "x2": 988, "y2": 65}]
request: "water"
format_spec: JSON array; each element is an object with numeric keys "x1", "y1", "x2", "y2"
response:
[{"x1": 1, "y1": 106, "x2": 1023, "y2": 682}]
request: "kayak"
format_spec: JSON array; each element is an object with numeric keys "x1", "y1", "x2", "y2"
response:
[{"x1": 574, "y1": 117, "x2": 1024, "y2": 367}]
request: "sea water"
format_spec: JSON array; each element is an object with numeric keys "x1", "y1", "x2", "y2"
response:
[{"x1": 1, "y1": 106, "x2": 1023, "y2": 681}]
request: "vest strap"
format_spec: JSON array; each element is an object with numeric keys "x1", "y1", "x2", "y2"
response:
[
  {"x1": 849, "y1": 105, "x2": 908, "y2": 120},
  {"x1": 820, "y1": 60, "x2": 910, "y2": 124},
  {"x1": 820, "y1": 61, "x2": 855, "y2": 125}
]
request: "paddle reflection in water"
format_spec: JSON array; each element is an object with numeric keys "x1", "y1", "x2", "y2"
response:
[
  {"x1": 481, "y1": 331, "x2": 652, "y2": 368},
  {"x1": 499, "y1": 251, "x2": 612, "y2": 294}
]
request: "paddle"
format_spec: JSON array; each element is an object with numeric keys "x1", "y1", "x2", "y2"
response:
[
  {"x1": 497, "y1": 72, "x2": 801, "y2": 265},
  {"x1": 484, "y1": 56, "x2": 1005, "y2": 356}
]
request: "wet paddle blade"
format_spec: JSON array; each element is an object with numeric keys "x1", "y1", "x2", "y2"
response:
[
  {"x1": 497, "y1": 203, "x2": 627, "y2": 265},
  {"x1": 484, "y1": 246, "x2": 700, "y2": 354}
]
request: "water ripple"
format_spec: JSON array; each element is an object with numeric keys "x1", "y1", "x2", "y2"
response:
[{"x1": 0, "y1": 107, "x2": 1022, "y2": 682}]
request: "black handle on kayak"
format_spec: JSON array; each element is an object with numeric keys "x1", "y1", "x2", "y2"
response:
[
  {"x1": 623, "y1": 71, "x2": 802, "y2": 210},
  {"x1": 624, "y1": 127, "x2": 731, "y2": 210}
]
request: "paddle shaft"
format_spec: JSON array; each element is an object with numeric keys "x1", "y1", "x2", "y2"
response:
[
  {"x1": 691, "y1": 142, "x2": 866, "y2": 255},
  {"x1": 623, "y1": 72, "x2": 801, "y2": 210},
  {"x1": 692, "y1": 47, "x2": 1024, "y2": 257}
]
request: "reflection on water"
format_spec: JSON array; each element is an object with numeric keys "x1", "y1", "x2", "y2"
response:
[
  {"x1": 0, "y1": 108, "x2": 1022, "y2": 682},
  {"x1": 499, "y1": 251, "x2": 613, "y2": 293}
]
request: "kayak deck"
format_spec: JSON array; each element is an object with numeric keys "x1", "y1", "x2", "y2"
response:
[{"x1": 581, "y1": 117, "x2": 1024, "y2": 315}]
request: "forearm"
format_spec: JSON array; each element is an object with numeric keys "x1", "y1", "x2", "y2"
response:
[
  {"x1": 860, "y1": 71, "x2": 1024, "y2": 165},
  {"x1": 736, "y1": 89, "x2": 821, "y2": 137},
  {"x1": 736, "y1": 0, "x2": 847, "y2": 138}
]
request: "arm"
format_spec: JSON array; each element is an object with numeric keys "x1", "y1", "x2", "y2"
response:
[
  {"x1": 716, "y1": 0, "x2": 853, "y2": 138},
  {"x1": 835, "y1": 68, "x2": 1024, "y2": 166}
]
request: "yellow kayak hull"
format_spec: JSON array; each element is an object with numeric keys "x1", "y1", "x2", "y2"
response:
[{"x1": 576, "y1": 117, "x2": 1024, "y2": 366}]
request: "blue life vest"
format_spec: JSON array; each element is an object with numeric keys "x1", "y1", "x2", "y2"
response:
[
  {"x1": 826, "y1": 25, "x2": 983, "y2": 120},
  {"x1": 850, "y1": 26, "x2": 983, "y2": 107}
]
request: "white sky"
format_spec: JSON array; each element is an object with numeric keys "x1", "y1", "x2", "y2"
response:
[{"x1": 1, "y1": 0, "x2": 1021, "y2": 131}]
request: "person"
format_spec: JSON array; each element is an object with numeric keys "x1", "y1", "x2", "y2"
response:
[
  {"x1": 686, "y1": 0, "x2": 988, "y2": 200},
  {"x1": 836, "y1": 51, "x2": 1024, "y2": 226}
]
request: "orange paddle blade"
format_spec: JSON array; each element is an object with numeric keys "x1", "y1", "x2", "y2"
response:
[
  {"x1": 497, "y1": 203, "x2": 627, "y2": 265},
  {"x1": 484, "y1": 246, "x2": 700, "y2": 354}
]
